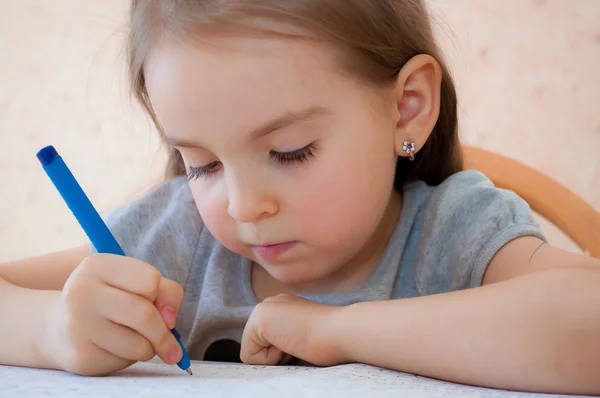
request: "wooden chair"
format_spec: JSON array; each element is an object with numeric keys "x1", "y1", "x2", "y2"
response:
[{"x1": 462, "y1": 145, "x2": 600, "y2": 258}]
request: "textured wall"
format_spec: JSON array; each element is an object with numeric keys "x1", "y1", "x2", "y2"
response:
[{"x1": 1, "y1": 0, "x2": 598, "y2": 261}]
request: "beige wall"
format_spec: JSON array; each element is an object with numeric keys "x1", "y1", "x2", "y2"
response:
[{"x1": 1, "y1": 0, "x2": 599, "y2": 262}]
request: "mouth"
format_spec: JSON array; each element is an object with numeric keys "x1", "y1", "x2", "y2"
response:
[{"x1": 252, "y1": 241, "x2": 297, "y2": 260}]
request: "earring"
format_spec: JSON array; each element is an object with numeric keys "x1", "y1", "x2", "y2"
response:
[{"x1": 403, "y1": 141, "x2": 416, "y2": 161}]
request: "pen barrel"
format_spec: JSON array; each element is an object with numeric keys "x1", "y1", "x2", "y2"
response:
[{"x1": 43, "y1": 156, "x2": 125, "y2": 256}]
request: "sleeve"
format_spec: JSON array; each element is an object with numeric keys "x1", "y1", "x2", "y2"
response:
[
  {"x1": 415, "y1": 170, "x2": 546, "y2": 295},
  {"x1": 90, "y1": 177, "x2": 203, "y2": 287}
]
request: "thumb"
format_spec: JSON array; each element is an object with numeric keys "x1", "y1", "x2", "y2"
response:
[
  {"x1": 240, "y1": 316, "x2": 285, "y2": 365},
  {"x1": 154, "y1": 278, "x2": 184, "y2": 329},
  {"x1": 241, "y1": 331, "x2": 285, "y2": 365}
]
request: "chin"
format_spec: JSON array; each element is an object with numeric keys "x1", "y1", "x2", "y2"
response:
[{"x1": 266, "y1": 264, "x2": 332, "y2": 286}]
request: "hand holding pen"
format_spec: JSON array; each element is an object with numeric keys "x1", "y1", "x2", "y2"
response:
[
  {"x1": 39, "y1": 253, "x2": 188, "y2": 376},
  {"x1": 36, "y1": 146, "x2": 192, "y2": 376}
]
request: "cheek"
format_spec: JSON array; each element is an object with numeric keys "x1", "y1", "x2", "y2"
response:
[
  {"x1": 290, "y1": 143, "x2": 396, "y2": 246},
  {"x1": 189, "y1": 184, "x2": 241, "y2": 250}
]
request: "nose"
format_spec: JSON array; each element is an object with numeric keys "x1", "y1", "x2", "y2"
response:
[{"x1": 227, "y1": 173, "x2": 279, "y2": 223}]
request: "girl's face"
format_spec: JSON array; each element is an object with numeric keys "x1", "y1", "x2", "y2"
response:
[{"x1": 145, "y1": 35, "x2": 401, "y2": 289}]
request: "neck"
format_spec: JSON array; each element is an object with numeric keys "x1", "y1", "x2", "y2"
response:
[{"x1": 252, "y1": 189, "x2": 403, "y2": 300}]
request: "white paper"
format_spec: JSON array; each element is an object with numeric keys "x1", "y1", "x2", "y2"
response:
[{"x1": 0, "y1": 361, "x2": 585, "y2": 398}]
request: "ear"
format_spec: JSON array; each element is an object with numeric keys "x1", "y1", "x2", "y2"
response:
[{"x1": 391, "y1": 54, "x2": 442, "y2": 159}]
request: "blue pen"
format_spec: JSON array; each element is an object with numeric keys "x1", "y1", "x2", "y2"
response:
[{"x1": 36, "y1": 145, "x2": 192, "y2": 375}]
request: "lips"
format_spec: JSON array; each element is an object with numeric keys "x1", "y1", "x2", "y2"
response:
[{"x1": 252, "y1": 241, "x2": 297, "y2": 260}]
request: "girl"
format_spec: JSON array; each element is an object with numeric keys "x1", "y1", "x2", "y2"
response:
[{"x1": 1, "y1": 0, "x2": 599, "y2": 394}]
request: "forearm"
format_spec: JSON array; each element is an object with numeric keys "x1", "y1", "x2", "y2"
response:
[
  {"x1": 336, "y1": 268, "x2": 600, "y2": 395},
  {"x1": 0, "y1": 277, "x2": 59, "y2": 369}
]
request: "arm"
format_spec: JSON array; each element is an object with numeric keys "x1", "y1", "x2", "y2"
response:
[
  {"x1": 336, "y1": 237, "x2": 600, "y2": 395},
  {"x1": 0, "y1": 245, "x2": 90, "y2": 290},
  {"x1": 0, "y1": 245, "x2": 88, "y2": 368}
]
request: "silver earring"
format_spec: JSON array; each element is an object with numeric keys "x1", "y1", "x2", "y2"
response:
[{"x1": 403, "y1": 141, "x2": 416, "y2": 161}]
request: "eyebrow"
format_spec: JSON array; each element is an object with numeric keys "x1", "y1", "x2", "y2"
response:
[{"x1": 165, "y1": 105, "x2": 330, "y2": 149}]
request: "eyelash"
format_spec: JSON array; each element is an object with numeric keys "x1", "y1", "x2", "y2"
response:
[{"x1": 187, "y1": 142, "x2": 318, "y2": 181}]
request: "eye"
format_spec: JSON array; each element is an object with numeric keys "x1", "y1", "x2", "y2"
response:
[
  {"x1": 187, "y1": 161, "x2": 221, "y2": 181},
  {"x1": 270, "y1": 142, "x2": 318, "y2": 165},
  {"x1": 187, "y1": 142, "x2": 318, "y2": 181}
]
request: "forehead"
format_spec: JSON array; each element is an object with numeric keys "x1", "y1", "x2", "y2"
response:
[{"x1": 143, "y1": 35, "x2": 351, "y2": 140}]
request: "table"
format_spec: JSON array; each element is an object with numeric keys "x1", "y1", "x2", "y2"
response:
[{"x1": 0, "y1": 360, "x2": 588, "y2": 397}]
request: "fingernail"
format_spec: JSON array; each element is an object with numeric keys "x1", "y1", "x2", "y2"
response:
[
  {"x1": 161, "y1": 305, "x2": 177, "y2": 325},
  {"x1": 168, "y1": 345, "x2": 182, "y2": 363}
]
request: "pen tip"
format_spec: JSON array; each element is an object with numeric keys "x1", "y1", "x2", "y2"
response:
[{"x1": 186, "y1": 368, "x2": 193, "y2": 376}]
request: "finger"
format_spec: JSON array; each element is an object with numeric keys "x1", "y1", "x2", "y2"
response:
[
  {"x1": 153, "y1": 278, "x2": 184, "y2": 329},
  {"x1": 241, "y1": 333, "x2": 285, "y2": 365},
  {"x1": 62, "y1": 337, "x2": 135, "y2": 377},
  {"x1": 82, "y1": 254, "x2": 163, "y2": 302},
  {"x1": 97, "y1": 284, "x2": 182, "y2": 365},
  {"x1": 68, "y1": 346, "x2": 135, "y2": 377},
  {"x1": 240, "y1": 320, "x2": 284, "y2": 365},
  {"x1": 88, "y1": 319, "x2": 155, "y2": 362}
]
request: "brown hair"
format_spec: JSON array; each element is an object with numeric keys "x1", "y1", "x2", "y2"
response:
[{"x1": 127, "y1": 0, "x2": 463, "y2": 190}]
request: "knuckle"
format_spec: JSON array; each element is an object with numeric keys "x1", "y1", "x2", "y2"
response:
[
  {"x1": 148, "y1": 266, "x2": 162, "y2": 287},
  {"x1": 171, "y1": 281, "x2": 184, "y2": 301},
  {"x1": 67, "y1": 257, "x2": 103, "y2": 293},
  {"x1": 77, "y1": 255, "x2": 96, "y2": 272},
  {"x1": 134, "y1": 301, "x2": 157, "y2": 328},
  {"x1": 253, "y1": 301, "x2": 270, "y2": 317},
  {"x1": 135, "y1": 339, "x2": 156, "y2": 361},
  {"x1": 262, "y1": 295, "x2": 283, "y2": 304},
  {"x1": 62, "y1": 281, "x2": 92, "y2": 313},
  {"x1": 245, "y1": 309, "x2": 267, "y2": 337},
  {"x1": 140, "y1": 267, "x2": 162, "y2": 298},
  {"x1": 162, "y1": 279, "x2": 185, "y2": 304},
  {"x1": 77, "y1": 254, "x2": 107, "y2": 275}
]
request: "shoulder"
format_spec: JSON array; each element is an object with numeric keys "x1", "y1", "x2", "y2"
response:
[
  {"x1": 407, "y1": 170, "x2": 545, "y2": 294},
  {"x1": 102, "y1": 177, "x2": 201, "y2": 244},
  {"x1": 95, "y1": 177, "x2": 205, "y2": 285},
  {"x1": 105, "y1": 176, "x2": 195, "y2": 220},
  {"x1": 423, "y1": 169, "x2": 536, "y2": 227}
]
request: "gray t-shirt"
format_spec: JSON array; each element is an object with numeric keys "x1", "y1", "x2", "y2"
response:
[{"x1": 96, "y1": 170, "x2": 545, "y2": 362}]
